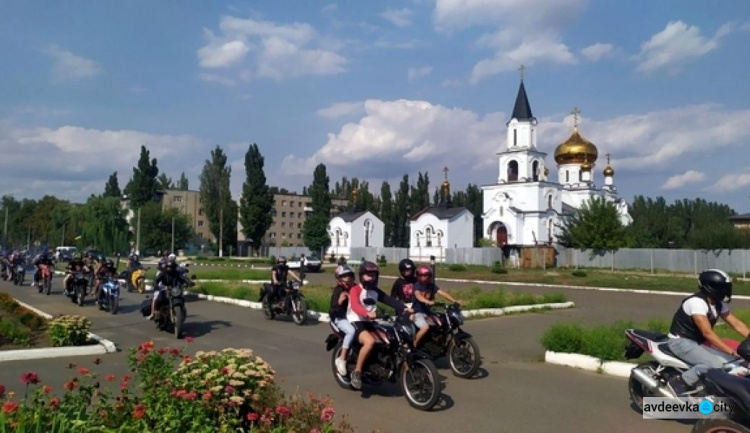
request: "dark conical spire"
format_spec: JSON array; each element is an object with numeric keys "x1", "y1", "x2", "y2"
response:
[{"x1": 511, "y1": 80, "x2": 534, "y2": 121}]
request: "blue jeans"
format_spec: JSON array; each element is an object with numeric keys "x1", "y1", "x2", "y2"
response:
[
  {"x1": 667, "y1": 337, "x2": 735, "y2": 386},
  {"x1": 333, "y1": 318, "x2": 355, "y2": 349}
]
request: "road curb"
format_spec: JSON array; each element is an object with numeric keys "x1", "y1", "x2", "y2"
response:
[
  {"x1": 185, "y1": 291, "x2": 575, "y2": 323},
  {"x1": 0, "y1": 299, "x2": 119, "y2": 362},
  {"x1": 544, "y1": 350, "x2": 634, "y2": 378}
]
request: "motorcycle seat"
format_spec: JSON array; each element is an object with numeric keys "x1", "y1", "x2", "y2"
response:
[
  {"x1": 656, "y1": 342, "x2": 681, "y2": 359},
  {"x1": 632, "y1": 329, "x2": 669, "y2": 342}
]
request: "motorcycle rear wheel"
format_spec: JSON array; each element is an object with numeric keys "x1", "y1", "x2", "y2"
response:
[
  {"x1": 400, "y1": 358, "x2": 441, "y2": 411},
  {"x1": 448, "y1": 337, "x2": 481, "y2": 378},
  {"x1": 331, "y1": 343, "x2": 353, "y2": 390},
  {"x1": 629, "y1": 361, "x2": 661, "y2": 413},
  {"x1": 45, "y1": 278, "x2": 51, "y2": 295},
  {"x1": 692, "y1": 419, "x2": 750, "y2": 433},
  {"x1": 262, "y1": 298, "x2": 275, "y2": 320}
]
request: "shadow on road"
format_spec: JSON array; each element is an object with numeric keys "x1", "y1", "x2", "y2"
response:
[{"x1": 183, "y1": 319, "x2": 232, "y2": 338}]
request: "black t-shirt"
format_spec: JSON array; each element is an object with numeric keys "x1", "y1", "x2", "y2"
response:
[
  {"x1": 390, "y1": 277, "x2": 416, "y2": 303},
  {"x1": 272, "y1": 264, "x2": 289, "y2": 285},
  {"x1": 154, "y1": 270, "x2": 182, "y2": 288},
  {"x1": 68, "y1": 260, "x2": 87, "y2": 271},
  {"x1": 413, "y1": 281, "x2": 439, "y2": 314}
]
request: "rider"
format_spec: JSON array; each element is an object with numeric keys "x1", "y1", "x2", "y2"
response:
[
  {"x1": 31, "y1": 248, "x2": 54, "y2": 287},
  {"x1": 329, "y1": 264, "x2": 357, "y2": 377},
  {"x1": 269, "y1": 256, "x2": 301, "y2": 304},
  {"x1": 347, "y1": 261, "x2": 408, "y2": 390},
  {"x1": 93, "y1": 259, "x2": 118, "y2": 303},
  {"x1": 391, "y1": 258, "x2": 417, "y2": 306},
  {"x1": 8, "y1": 249, "x2": 24, "y2": 280},
  {"x1": 412, "y1": 264, "x2": 461, "y2": 349},
  {"x1": 63, "y1": 252, "x2": 90, "y2": 295},
  {"x1": 666, "y1": 269, "x2": 750, "y2": 395},
  {"x1": 155, "y1": 250, "x2": 170, "y2": 280},
  {"x1": 147, "y1": 256, "x2": 182, "y2": 320}
]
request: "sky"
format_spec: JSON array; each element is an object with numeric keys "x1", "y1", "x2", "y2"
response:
[{"x1": 1, "y1": 1, "x2": 749, "y2": 213}]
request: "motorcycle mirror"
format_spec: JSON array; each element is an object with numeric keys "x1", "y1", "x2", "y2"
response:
[{"x1": 191, "y1": 274, "x2": 197, "y2": 280}]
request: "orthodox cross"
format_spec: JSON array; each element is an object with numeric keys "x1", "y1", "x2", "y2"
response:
[
  {"x1": 443, "y1": 166, "x2": 449, "y2": 181},
  {"x1": 571, "y1": 107, "x2": 581, "y2": 128},
  {"x1": 605, "y1": 152, "x2": 612, "y2": 165},
  {"x1": 519, "y1": 64, "x2": 526, "y2": 81}
]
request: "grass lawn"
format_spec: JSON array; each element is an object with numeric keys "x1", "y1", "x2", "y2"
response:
[{"x1": 0, "y1": 292, "x2": 50, "y2": 349}]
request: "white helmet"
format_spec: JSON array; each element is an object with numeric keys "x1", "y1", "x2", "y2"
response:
[{"x1": 168, "y1": 253, "x2": 176, "y2": 262}]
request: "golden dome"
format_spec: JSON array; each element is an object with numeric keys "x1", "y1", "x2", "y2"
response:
[
  {"x1": 603, "y1": 165, "x2": 614, "y2": 176},
  {"x1": 580, "y1": 160, "x2": 592, "y2": 171},
  {"x1": 554, "y1": 127, "x2": 598, "y2": 165}
]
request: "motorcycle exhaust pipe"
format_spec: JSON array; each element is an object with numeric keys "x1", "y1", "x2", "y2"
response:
[{"x1": 630, "y1": 367, "x2": 674, "y2": 398}]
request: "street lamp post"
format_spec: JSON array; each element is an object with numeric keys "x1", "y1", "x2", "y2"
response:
[{"x1": 171, "y1": 216, "x2": 175, "y2": 253}]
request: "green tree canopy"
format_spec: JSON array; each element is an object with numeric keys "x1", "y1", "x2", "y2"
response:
[
  {"x1": 557, "y1": 197, "x2": 627, "y2": 252},
  {"x1": 103, "y1": 172, "x2": 122, "y2": 198},
  {"x1": 199, "y1": 146, "x2": 234, "y2": 256},
  {"x1": 124, "y1": 145, "x2": 159, "y2": 209},
  {"x1": 239, "y1": 144, "x2": 273, "y2": 254},
  {"x1": 302, "y1": 163, "x2": 332, "y2": 253}
]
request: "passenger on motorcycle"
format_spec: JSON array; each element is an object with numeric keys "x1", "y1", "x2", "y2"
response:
[
  {"x1": 269, "y1": 256, "x2": 301, "y2": 304},
  {"x1": 330, "y1": 264, "x2": 357, "y2": 377},
  {"x1": 93, "y1": 259, "x2": 118, "y2": 303},
  {"x1": 63, "y1": 252, "x2": 90, "y2": 296},
  {"x1": 412, "y1": 264, "x2": 461, "y2": 349},
  {"x1": 31, "y1": 248, "x2": 54, "y2": 287},
  {"x1": 666, "y1": 269, "x2": 750, "y2": 395},
  {"x1": 147, "y1": 257, "x2": 181, "y2": 320},
  {"x1": 391, "y1": 258, "x2": 417, "y2": 306},
  {"x1": 347, "y1": 261, "x2": 409, "y2": 390}
]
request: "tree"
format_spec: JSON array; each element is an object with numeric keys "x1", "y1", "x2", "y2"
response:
[
  {"x1": 410, "y1": 172, "x2": 430, "y2": 212},
  {"x1": 103, "y1": 172, "x2": 122, "y2": 198},
  {"x1": 124, "y1": 146, "x2": 159, "y2": 209},
  {"x1": 138, "y1": 202, "x2": 191, "y2": 254},
  {"x1": 78, "y1": 196, "x2": 131, "y2": 254},
  {"x1": 557, "y1": 197, "x2": 627, "y2": 252},
  {"x1": 392, "y1": 175, "x2": 411, "y2": 247},
  {"x1": 380, "y1": 181, "x2": 394, "y2": 247},
  {"x1": 177, "y1": 172, "x2": 189, "y2": 190},
  {"x1": 239, "y1": 144, "x2": 273, "y2": 255},
  {"x1": 303, "y1": 163, "x2": 332, "y2": 253},
  {"x1": 157, "y1": 173, "x2": 173, "y2": 190},
  {"x1": 199, "y1": 146, "x2": 233, "y2": 256}
]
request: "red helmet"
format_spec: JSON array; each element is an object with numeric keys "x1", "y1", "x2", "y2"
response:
[
  {"x1": 416, "y1": 264, "x2": 432, "y2": 281},
  {"x1": 359, "y1": 261, "x2": 380, "y2": 286}
]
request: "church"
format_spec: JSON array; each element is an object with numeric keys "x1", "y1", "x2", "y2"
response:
[{"x1": 481, "y1": 76, "x2": 632, "y2": 249}]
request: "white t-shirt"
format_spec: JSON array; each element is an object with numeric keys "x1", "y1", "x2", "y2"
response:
[{"x1": 682, "y1": 297, "x2": 729, "y2": 318}]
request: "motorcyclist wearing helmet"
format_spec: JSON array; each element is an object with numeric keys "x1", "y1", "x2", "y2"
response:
[
  {"x1": 391, "y1": 258, "x2": 417, "y2": 306},
  {"x1": 147, "y1": 256, "x2": 183, "y2": 320},
  {"x1": 347, "y1": 260, "x2": 409, "y2": 390},
  {"x1": 666, "y1": 269, "x2": 750, "y2": 395},
  {"x1": 413, "y1": 264, "x2": 461, "y2": 348},
  {"x1": 93, "y1": 258, "x2": 118, "y2": 303},
  {"x1": 31, "y1": 247, "x2": 54, "y2": 287},
  {"x1": 63, "y1": 252, "x2": 90, "y2": 296},
  {"x1": 269, "y1": 256, "x2": 301, "y2": 305},
  {"x1": 330, "y1": 264, "x2": 357, "y2": 377}
]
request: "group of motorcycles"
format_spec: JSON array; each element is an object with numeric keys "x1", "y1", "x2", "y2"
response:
[
  {"x1": 1, "y1": 258, "x2": 28, "y2": 287},
  {"x1": 626, "y1": 328, "x2": 750, "y2": 432}
]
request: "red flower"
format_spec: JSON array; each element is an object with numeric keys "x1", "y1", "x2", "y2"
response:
[
  {"x1": 134, "y1": 407, "x2": 146, "y2": 419},
  {"x1": 182, "y1": 355, "x2": 193, "y2": 363},
  {"x1": 184, "y1": 391, "x2": 197, "y2": 401},
  {"x1": 105, "y1": 374, "x2": 116, "y2": 382},
  {"x1": 202, "y1": 391, "x2": 212, "y2": 401},
  {"x1": 2, "y1": 402, "x2": 18, "y2": 413},
  {"x1": 0, "y1": 384, "x2": 5, "y2": 398},
  {"x1": 276, "y1": 405, "x2": 292, "y2": 417},
  {"x1": 63, "y1": 381, "x2": 78, "y2": 391},
  {"x1": 138, "y1": 341, "x2": 155, "y2": 354},
  {"x1": 221, "y1": 367, "x2": 230, "y2": 376},
  {"x1": 120, "y1": 381, "x2": 129, "y2": 390},
  {"x1": 169, "y1": 347, "x2": 180, "y2": 356},
  {"x1": 224, "y1": 385, "x2": 235, "y2": 394},
  {"x1": 42, "y1": 385, "x2": 53, "y2": 394},
  {"x1": 78, "y1": 367, "x2": 90, "y2": 375},
  {"x1": 260, "y1": 414, "x2": 273, "y2": 426},
  {"x1": 158, "y1": 348, "x2": 167, "y2": 355},
  {"x1": 246, "y1": 412, "x2": 259, "y2": 422},
  {"x1": 320, "y1": 407, "x2": 335, "y2": 422},
  {"x1": 185, "y1": 336, "x2": 195, "y2": 343},
  {"x1": 20, "y1": 372, "x2": 40, "y2": 385},
  {"x1": 49, "y1": 397, "x2": 60, "y2": 408}
]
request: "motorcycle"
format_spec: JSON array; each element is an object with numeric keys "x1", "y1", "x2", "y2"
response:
[
  {"x1": 418, "y1": 302, "x2": 481, "y2": 378},
  {"x1": 67, "y1": 271, "x2": 88, "y2": 306},
  {"x1": 37, "y1": 263, "x2": 53, "y2": 295},
  {"x1": 259, "y1": 280, "x2": 308, "y2": 326},
  {"x1": 692, "y1": 368, "x2": 750, "y2": 433},
  {"x1": 625, "y1": 328, "x2": 747, "y2": 412},
  {"x1": 12, "y1": 263, "x2": 25, "y2": 286},
  {"x1": 126, "y1": 265, "x2": 148, "y2": 293},
  {"x1": 98, "y1": 277, "x2": 120, "y2": 314},
  {"x1": 325, "y1": 306, "x2": 442, "y2": 411},
  {"x1": 142, "y1": 274, "x2": 194, "y2": 338}
]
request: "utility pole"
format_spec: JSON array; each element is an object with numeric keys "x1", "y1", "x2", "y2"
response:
[
  {"x1": 61, "y1": 223, "x2": 65, "y2": 246},
  {"x1": 171, "y1": 216, "x2": 175, "y2": 253},
  {"x1": 136, "y1": 208, "x2": 141, "y2": 255},
  {"x1": 26, "y1": 226, "x2": 30, "y2": 251},
  {"x1": 219, "y1": 207, "x2": 224, "y2": 257},
  {"x1": 3, "y1": 207, "x2": 7, "y2": 249}
]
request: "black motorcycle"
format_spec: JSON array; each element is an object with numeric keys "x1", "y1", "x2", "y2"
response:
[
  {"x1": 143, "y1": 274, "x2": 195, "y2": 338},
  {"x1": 259, "y1": 280, "x2": 308, "y2": 326},
  {"x1": 692, "y1": 369, "x2": 750, "y2": 432},
  {"x1": 325, "y1": 306, "x2": 442, "y2": 411},
  {"x1": 12, "y1": 263, "x2": 25, "y2": 286},
  {"x1": 67, "y1": 271, "x2": 88, "y2": 306},
  {"x1": 418, "y1": 302, "x2": 481, "y2": 378}
]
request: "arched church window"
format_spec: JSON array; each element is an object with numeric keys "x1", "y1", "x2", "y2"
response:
[
  {"x1": 364, "y1": 219, "x2": 371, "y2": 247},
  {"x1": 513, "y1": 129, "x2": 517, "y2": 147},
  {"x1": 532, "y1": 161, "x2": 539, "y2": 182},
  {"x1": 507, "y1": 161, "x2": 519, "y2": 182},
  {"x1": 548, "y1": 219, "x2": 553, "y2": 242},
  {"x1": 565, "y1": 170, "x2": 569, "y2": 183},
  {"x1": 335, "y1": 228, "x2": 341, "y2": 247},
  {"x1": 415, "y1": 232, "x2": 421, "y2": 247},
  {"x1": 437, "y1": 231, "x2": 443, "y2": 247},
  {"x1": 426, "y1": 227, "x2": 433, "y2": 247},
  {"x1": 547, "y1": 195, "x2": 552, "y2": 208}
]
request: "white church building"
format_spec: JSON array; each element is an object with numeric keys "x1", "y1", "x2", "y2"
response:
[
  {"x1": 481, "y1": 78, "x2": 632, "y2": 248},
  {"x1": 327, "y1": 189, "x2": 384, "y2": 258}
]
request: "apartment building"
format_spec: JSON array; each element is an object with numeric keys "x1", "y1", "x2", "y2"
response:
[{"x1": 160, "y1": 189, "x2": 215, "y2": 242}]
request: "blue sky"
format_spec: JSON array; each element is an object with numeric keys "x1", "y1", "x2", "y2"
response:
[{"x1": 1, "y1": 1, "x2": 749, "y2": 212}]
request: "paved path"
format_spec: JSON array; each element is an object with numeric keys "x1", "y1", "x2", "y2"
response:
[{"x1": 3, "y1": 273, "x2": 744, "y2": 433}]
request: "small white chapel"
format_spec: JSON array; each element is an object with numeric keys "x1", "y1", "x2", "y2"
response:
[
  {"x1": 326, "y1": 188, "x2": 384, "y2": 259},
  {"x1": 481, "y1": 73, "x2": 632, "y2": 248}
]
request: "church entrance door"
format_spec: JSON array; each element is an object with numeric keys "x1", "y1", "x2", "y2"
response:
[{"x1": 495, "y1": 223, "x2": 508, "y2": 246}]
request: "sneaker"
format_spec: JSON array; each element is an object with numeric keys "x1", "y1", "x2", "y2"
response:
[
  {"x1": 335, "y1": 358, "x2": 348, "y2": 376},
  {"x1": 31, "y1": 282, "x2": 36, "y2": 287},
  {"x1": 350, "y1": 371, "x2": 362, "y2": 390},
  {"x1": 145, "y1": 314, "x2": 153, "y2": 321}
]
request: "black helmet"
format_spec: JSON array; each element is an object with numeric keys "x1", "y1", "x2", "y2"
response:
[
  {"x1": 359, "y1": 261, "x2": 379, "y2": 286},
  {"x1": 699, "y1": 269, "x2": 732, "y2": 303},
  {"x1": 277, "y1": 255, "x2": 287, "y2": 266},
  {"x1": 398, "y1": 258, "x2": 415, "y2": 279},
  {"x1": 738, "y1": 338, "x2": 750, "y2": 362},
  {"x1": 105, "y1": 259, "x2": 114, "y2": 268}
]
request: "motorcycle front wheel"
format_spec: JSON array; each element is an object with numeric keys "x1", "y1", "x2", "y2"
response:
[
  {"x1": 400, "y1": 358, "x2": 441, "y2": 411},
  {"x1": 173, "y1": 307, "x2": 184, "y2": 338},
  {"x1": 448, "y1": 337, "x2": 481, "y2": 378},
  {"x1": 76, "y1": 288, "x2": 85, "y2": 307},
  {"x1": 292, "y1": 297, "x2": 308, "y2": 326},
  {"x1": 692, "y1": 419, "x2": 750, "y2": 433},
  {"x1": 110, "y1": 296, "x2": 119, "y2": 315}
]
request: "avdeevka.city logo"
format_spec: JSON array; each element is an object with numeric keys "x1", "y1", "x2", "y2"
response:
[{"x1": 643, "y1": 397, "x2": 735, "y2": 419}]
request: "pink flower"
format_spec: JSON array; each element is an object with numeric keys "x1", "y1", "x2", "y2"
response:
[
  {"x1": 78, "y1": 367, "x2": 89, "y2": 375},
  {"x1": 276, "y1": 405, "x2": 292, "y2": 417},
  {"x1": 202, "y1": 392, "x2": 212, "y2": 401},
  {"x1": 184, "y1": 392, "x2": 197, "y2": 401},
  {"x1": 221, "y1": 367, "x2": 230, "y2": 376},
  {"x1": 173, "y1": 389, "x2": 187, "y2": 398},
  {"x1": 185, "y1": 336, "x2": 195, "y2": 343},
  {"x1": 260, "y1": 414, "x2": 273, "y2": 426},
  {"x1": 133, "y1": 403, "x2": 146, "y2": 419},
  {"x1": 320, "y1": 407, "x2": 335, "y2": 422},
  {"x1": 42, "y1": 385, "x2": 53, "y2": 394},
  {"x1": 20, "y1": 372, "x2": 40, "y2": 385},
  {"x1": 2, "y1": 402, "x2": 18, "y2": 413},
  {"x1": 49, "y1": 397, "x2": 60, "y2": 408},
  {"x1": 224, "y1": 385, "x2": 235, "y2": 394},
  {"x1": 246, "y1": 412, "x2": 259, "y2": 421}
]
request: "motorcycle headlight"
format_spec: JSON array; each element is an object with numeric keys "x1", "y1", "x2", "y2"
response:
[
  {"x1": 399, "y1": 321, "x2": 416, "y2": 341},
  {"x1": 170, "y1": 286, "x2": 183, "y2": 297},
  {"x1": 451, "y1": 310, "x2": 464, "y2": 326}
]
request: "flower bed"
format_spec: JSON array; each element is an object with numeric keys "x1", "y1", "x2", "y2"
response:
[
  {"x1": 0, "y1": 340, "x2": 354, "y2": 432},
  {"x1": 0, "y1": 293, "x2": 48, "y2": 349}
]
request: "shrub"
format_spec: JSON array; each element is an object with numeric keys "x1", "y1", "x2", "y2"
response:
[
  {"x1": 268, "y1": 255, "x2": 276, "y2": 266},
  {"x1": 337, "y1": 256, "x2": 347, "y2": 265},
  {"x1": 571, "y1": 270, "x2": 587, "y2": 277},
  {"x1": 328, "y1": 254, "x2": 336, "y2": 264},
  {"x1": 0, "y1": 317, "x2": 32, "y2": 346},
  {"x1": 448, "y1": 264, "x2": 467, "y2": 272},
  {"x1": 47, "y1": 315, "x2": 91, "y2": 347},
  {"x1": 377, "y1": 255, "x2": 387, "y2": 266},
  {"x1": 540, "y1": 322, "x2": 584, "y2": 354},
  {"x1": 491, "y1": 266, "x2": 507, "y2": 274}
]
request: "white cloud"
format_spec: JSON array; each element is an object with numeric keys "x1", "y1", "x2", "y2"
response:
[
  {"x1": 45, "y1": 45, "x2": 101, "y2": 82},
  {"x1": 635, "y1": 21, "x2": 733, "y2": 74},
  {"x1": 742, "y1": 22, "x2": 750, "y2": 32},
  {"x1": 0, "y1": 123, "x2": 205, "y2": 201},
  {"x1": 661, "y1": 170, "x2": 707, "y2": 190},
  {"x1": 407, "y1": 66, "x2": 433, "y2": 81},
  {"x1": 197, "y1": 16, "x2": 347, "y2": 80},
  {"x1": 441, "y1": 78, "x2": 463, "y2": 87},
  {"x1": 381, "y1": 8, "x2": 413, "y2": 27},
  {"x1": 199, "y1": 73, "x2": 236, "y2": 87},
  {"x1": 580, "y1": 43, "x2": 614, "y2": 61},
  {"x1": 317, "y1": 101, "x2": 365, "y2": 119},
  {"x1": 706, "y1": 169, "x2": 750, "y2": 193}
]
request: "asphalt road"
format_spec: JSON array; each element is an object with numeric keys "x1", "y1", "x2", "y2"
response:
[{"x1": 3, "y1": 271, "x2": 745, "y2": 433}]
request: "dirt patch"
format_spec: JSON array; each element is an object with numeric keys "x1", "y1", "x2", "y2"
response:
[
  {"x1": 0, "y1": 309, "x2": 54, "y2": 350},
  {"x1": 0, "y1": 291, "x2": 55, "y2": 351}
]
